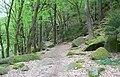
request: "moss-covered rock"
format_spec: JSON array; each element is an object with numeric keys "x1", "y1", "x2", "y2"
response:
[
  {"x1": 0, "y1": 54, "x2": 41, "y2": 65},
  {"x1": 71, "y1": 47, "x2": 79, "y2": 50},
  {"x1": 0, "y1": 67, "x2": 9, "y2": 75},
  {"x1": 105, "y1": 35, "x2": 120, "y2": 52},
  {"x1": 84, "y1": 36, "x2": 105, "y2": 51},
  {"x1": 72, "y1": 37, "x2": 85, "y2": 47},
  {"x1": 66, "y1": 52, "x2": 86, "y2": 56},
  {"x1": 88, "y1": 66, "x2": 105, "y2": 77},
  {"x1": 13, "y1": 63, "x2": 25, "y2": 69},
  {"x1": 90, "y1": 47, "x2": 111, "y2": 60}
]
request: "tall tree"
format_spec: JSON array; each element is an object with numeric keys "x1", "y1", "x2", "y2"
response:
[
  {"x1": 14, "y1": 0, "x2": 24, "y2": 55},
  {"x1": 84, "y1": 0, "x2": 94, "y2": 39},
  {"x1": 27, "y1": 0, "x2": 40, "y2": 53},
  {"x1": 5, "y1": 0, "x2": 14, "y2": 57},
  {"x1": 53, "y1": 1, "x2": 57, "y2": 45},
  {"x1": 0, "y1": 25, "x2": 5, "y2": 58},
  {"x1": 98, "y1": 0, "x2": 103, "y2": 20}
]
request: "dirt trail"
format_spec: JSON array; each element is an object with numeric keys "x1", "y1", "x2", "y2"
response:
[
  {"x1": 1, "y1": 43, "x2": 120, "y2": 77},
  {"x1": 2, "y1": 43, "x2": 72, "y2": 77}
]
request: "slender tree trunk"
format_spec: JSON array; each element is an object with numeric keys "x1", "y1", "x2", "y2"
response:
[
  {"x1": 94, "y1": 0, "x2": 97, "y2": 21},
  {"x1": 27, "y1": 0, "x2": 40, "y2": 53},
  {"x1": 0, "y1": 31, "x2": 5, "y2": 58},
  {"x1": 85, "y1": 0, "x2": 94, "y2": 39},
  {"x1": 99, "y1": 0, "x2": 103, "y2": 20},
  {"x1": 39, "y1": 16, "x2": 42, "y2": 51},
  {"x1": 5, "y1": 0, "x2": 14, "y2": 57},
  {"x1": 53, "y1": 2, "x2": 57, "y2": 45},
  {"x1": 14, "y1": 0, "x2": 24, "y2": 55}
]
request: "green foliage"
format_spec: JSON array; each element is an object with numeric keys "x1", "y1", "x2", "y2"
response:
[
  {"x1": 105, "y1": 10, "x2": 120, "y2": 35},
  {"x1": 95, "y1": 58, "x2": 120, "y2": 65},
  {"x1": 90, "y1": 47, "x2": 111, "y2": 60},
  {"x1": 65, "y1": 23, "x2": 87, "y2": 41}
]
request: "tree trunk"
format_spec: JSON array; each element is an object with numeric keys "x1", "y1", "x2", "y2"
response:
[
  {"x1": 27, "y1": 0, "x2": 40, "y2": 53},
  {"x1": 85, "y1": 0, "x2": 94, "y2": 39},
  {"x1": 0, "y1": 31, "x2": 5, "y2": 58},
  {"x1": 53, "y1": 2, "x2": 57, "y2": 45},
  {"x1": 94, "y1": 0, "x2": 97, "y2": 21},
  {"x1": 5, "y1": 0, "x2": 14, "y2": 57},
  {"x1": 14, "y1": 0, "x2": 24, "y2": 55},
  {"x1": 99, "y1": 0, "x2": 103, "y2": 20},
  {"x1": 39, "y1": 16, "x2": 42, "y2": 51}
]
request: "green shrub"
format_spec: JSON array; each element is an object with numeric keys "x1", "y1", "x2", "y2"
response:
[
  {"x1": 105, "y1": 10, "x2": 120, "y2": 36},
  {"x1": 65, "y1": 23, "x2": 87, "y2": 41}
]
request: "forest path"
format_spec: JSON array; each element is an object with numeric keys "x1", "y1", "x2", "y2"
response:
[{"x1": 1, "y1": 43, "x2": 120, "y2": 77}]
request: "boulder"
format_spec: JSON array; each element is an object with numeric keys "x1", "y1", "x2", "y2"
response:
[
  {"x1": 90, "y1": 47, "x2": 111, "y2": 60},
  {"x1": 105, "y1": 35, "x2": 120, "y2": 52},
  {"x1": 72, "y1": 37, "x2": 85, "y2": 47},
  {"x1": 0, "y1": 67, "x2": 9, "y2": 75},
  {"x1": 88, "y1": 66, "x2": 105, "y2": 77},
  {"x1": 84, "y1": 36, "x2": 105, "y2": 51}
]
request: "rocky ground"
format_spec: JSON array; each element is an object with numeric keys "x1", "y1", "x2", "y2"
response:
[{"x1": 1, "y1": 43, "x2": 120, "y2": 77}]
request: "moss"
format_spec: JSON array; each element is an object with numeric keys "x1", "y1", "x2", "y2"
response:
[
  {"x1": 71, "y1": 47, "x2": 79, "y2": 50},
  {"x1": 67, "y1": 52, "x2": 86, "y2": 56},
  {"x1": 84, "y1": 36, "x2": 106, "y2": 51},
  {"x1": 76, "y1": 60, "x2": 85, "y2": 63},
  {"x1": 11, "y1": 54, "x2": 41, "y2": 63},
  {"x1": 0, "y1": 54, "x2": 41, "y2": 65},
  {"x1": 75, "y1": 63, "x2": 83, "y2": 69},
  {"x1": 13, "y1": 63, "x2": 25, "y2": 69},
  {"x1": 0, "y1": 64, "x2": 9, "y2": 67},
  {"x1": 66, "y1": 52, "x2": 76, "y2": 56},
  {"x1": 90, "y1": 47, "x2": 111, "y2": 60}
]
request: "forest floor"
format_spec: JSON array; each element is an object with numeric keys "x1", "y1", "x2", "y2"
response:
[{"x1": 1, "y1": 43, "x2": 120, "y2": 77}]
